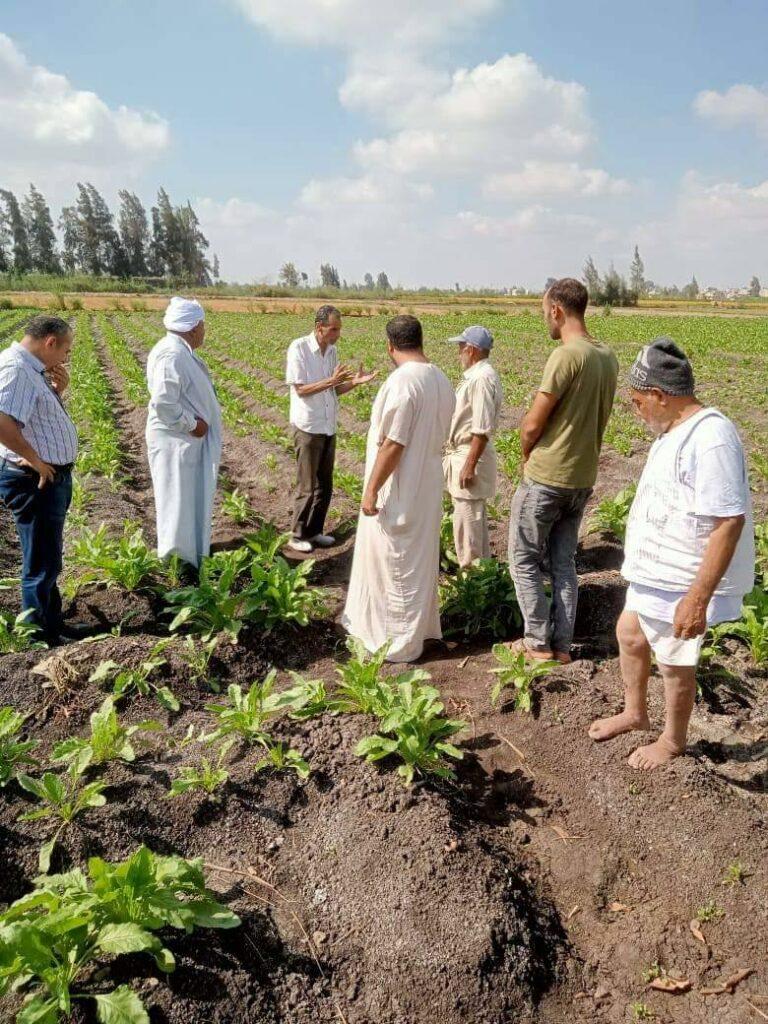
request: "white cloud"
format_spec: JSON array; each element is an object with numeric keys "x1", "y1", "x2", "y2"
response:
[
  {"x1": 694, "y1": 83, "x2": 768, "y2": 139},
  {"x1": 485, "y1": 160, "x2": 631, "y2": 200},
  {"x1": 0, "y1": 33, "x2": 169, "y2": 164},
  {"x1": 455, "y1": 206, "x2": 599, "y2": 238}
]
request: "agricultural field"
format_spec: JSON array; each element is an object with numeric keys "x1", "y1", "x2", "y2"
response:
[{"x1": 0, "y1": 305, "x2": 767, "y2": 1024}]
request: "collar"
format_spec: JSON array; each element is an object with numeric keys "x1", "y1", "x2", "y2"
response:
[
  {"x1": 166, "y1": 332, "x2": 195, "y2": 354},
  {"x1": 462, "y1": 359, "x2": 490, "y2": 381},
  {"x1": 12, "y1": 341, "x2": 46, "y2": 374},
  {"x1": 308, "y1": 331, "x2": 322, "y2": 354}
]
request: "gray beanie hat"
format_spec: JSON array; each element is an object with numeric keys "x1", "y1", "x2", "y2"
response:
[{"x1": 628, "y1": 336, "x2": 695, "y2": 396}]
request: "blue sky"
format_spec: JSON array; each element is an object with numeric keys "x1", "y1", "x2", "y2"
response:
[{"x1": 2, "y1": 0, "x2": 768, "y2": 288}]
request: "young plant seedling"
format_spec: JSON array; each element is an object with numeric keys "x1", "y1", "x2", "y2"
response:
[
  {"x1": 0, "y1": 608, "x2": 48, "y2": 654},
  {"x1": 51, "y1": 696, "x2": 161, "y2": 773},
  {"x1": 89, "y1": 639, "x2": 178, "y2": 711},
  {"x1": 70, "y1": 521, "x2": 161, "y2": 591},
  {"x1": 722, "y1": 860, "x2": 748, "y2": 886},
  {"x1": 587, "y1": 483, "x2": 637, "y2": 542},
  {"x1": 202, "y1": 670, "x2": 302, "y2": 745},
  {"x1": 254, "y1": 739, "x2": 310, "y2": 780},
  {"x1": 696, "y1": 900, "x2": 724, "y2": 923},
  {"x1": 17, "y1": 761, "x2": 108, "y2": 871},
  {"x1": 332, "y1": 637, "x2": 395, "y2": 715},
  {"x1": 168, "y1": 740, "x2": 233, "y2": 798},
  {"x1": 280, "y1": 673, "x2": 332, "y2": 720},
  {"x1": 0, "y1": 707, "x2": 38, "y2": 786},
  {"x1": 356, "y1": 673, "x2": 465, "y2": 786},
  {"x1": 178, "y1": 634, "x2": 222, "y2": 692},
  {"x1": 0, "y1": 844, "x2": 240, "y2": 1023},
  {"x1": 489, "y1": 645, "x2": 559, "y2": 711},
  {"x1": 222, "y1": 486, "x2": 254, "y2": 525}
]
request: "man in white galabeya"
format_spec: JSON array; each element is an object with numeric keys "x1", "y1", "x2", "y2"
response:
[
  {"x1": 589, "y1": 337, "x2": 754, "y2": 769},
  {"x1": 146, "y1": 297, "x2": 222, "y2": 578},
  {"x1": 443, "y1": 325, "x2": 503, "y2": 568},
  {"x1": 343, "y1": 315, "x2": 455, "y2": 663}
]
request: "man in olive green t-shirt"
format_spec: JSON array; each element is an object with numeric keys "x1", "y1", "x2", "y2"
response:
[{"x1": 508, "y1": 278, "x2": 618, "y2": 662}]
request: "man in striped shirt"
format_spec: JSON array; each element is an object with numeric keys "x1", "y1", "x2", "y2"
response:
[{"x1": 0, "y1": 315, "x2": 85, "y2": 644}]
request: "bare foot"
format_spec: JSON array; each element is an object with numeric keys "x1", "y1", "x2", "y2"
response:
[
  {"x1": 588, "y1": 710, "x2": 650, "y2": 742},
  {"x1": 628, "y1": 736, "x2": 684, "y2": 770}
]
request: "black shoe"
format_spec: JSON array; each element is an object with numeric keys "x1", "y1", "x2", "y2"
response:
[{"x1": 57, "y1": 621, "x2": 96, "y2": 641}]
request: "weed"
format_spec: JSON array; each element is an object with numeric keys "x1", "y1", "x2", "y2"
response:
[{"x1": 696, "y1": 900, "x2": 724, "y2": 923}]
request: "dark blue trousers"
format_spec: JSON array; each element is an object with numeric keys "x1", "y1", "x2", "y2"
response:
[{"x1": 0, "y1": 460, "x2": 72, "y2": 641}]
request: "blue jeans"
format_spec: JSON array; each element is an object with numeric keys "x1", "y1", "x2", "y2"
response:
[
  {"x1": 0, "y1": 459, "x2": 72, "y2": 640},
  {"x1": 508, "y1": 479, "x2": 592, "y2": 653}
]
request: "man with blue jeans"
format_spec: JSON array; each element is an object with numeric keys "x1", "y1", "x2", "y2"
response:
[
  {"x1": 0, "y1": 315, "x2": 86, "y2": 644},
  {"x1": 509, "y1": 279, "x2": 618, "y2": 663}
]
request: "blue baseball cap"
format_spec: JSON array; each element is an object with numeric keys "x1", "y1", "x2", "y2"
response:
[{"x1": 448, "y1": 325, "x2": 493, "y2": 350}]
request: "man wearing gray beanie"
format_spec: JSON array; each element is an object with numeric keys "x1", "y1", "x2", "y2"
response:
[{"x1": 589, "y1": 337, "x2": 755, "y2": 769}]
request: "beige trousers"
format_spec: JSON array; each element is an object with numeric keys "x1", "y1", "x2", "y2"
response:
[{"x1": 452, "y1": 498, "x2": 490, "y2": 567}]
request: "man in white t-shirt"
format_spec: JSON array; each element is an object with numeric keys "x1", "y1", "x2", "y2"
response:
[
  {"x1": 284, "y1": 306, "x2": 377, "y2": 553},
  {"x1": 589, "y1": 337, "x2": 754, "y2": 769}
]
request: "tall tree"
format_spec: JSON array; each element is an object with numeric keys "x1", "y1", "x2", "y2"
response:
[
  {"x1": 22, "y1": 184, "x2": 60, "y2": 273},
  {"x1": 156, "y1": 188, "x2": 182, "y2": 278},
  {"x1": 279, "y1": 261, "x2": 300, "y2": 287},
  {"x1": 681, "y1": 275, "x2": 699, "y2": 299},
  {"x1": 117, "y1": 190, "x2": 149, "y2": 277},
  {"x1": 147, "y1": 206, "x2": 165, "y2": 277},
  {"x1": 748, "y1": 275, "x2": 761, "y2": 297},
  {"x1": 212, "y1": 253, "x2": 220, "y2": 282},
  {"x1": 176, "y1": 201, "x2": 211, "y2": 284},
  {"x1": 85, "y1": 183, "x2": 127, "y2": 277},
  {"x1": 320, "y1": 263, "x2": 340, "y2": 288},
  {"x1": 629, "y1": 245, "x2": 645, "y2": 295},
  {"x1": 0, "y1": 190, "x2": 32, "y2": 273},
  {"x1": 58, "y1": 206, "x2": 79, "y2": 274},
  {"x1": 0, "y1": 213, "x2": 10, "y2": 272},
  {"x1": 363, "y1": 272, "x2": 374, "y2": 289},
  {"x1": 582, "y1": 255, "x2": 600, "y2": 296},
  {"x1": 74, "y1": 183, "x2": 102, "y2": 275},
  {"x1": 376, "y1": 271, "x2": 390, "y2": 291}
]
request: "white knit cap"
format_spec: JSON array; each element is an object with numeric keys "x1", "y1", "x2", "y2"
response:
[{"x1": 163, "y1": 296, "x2": 205, "y2": 333}]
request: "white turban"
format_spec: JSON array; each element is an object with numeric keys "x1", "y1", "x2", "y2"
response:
[{"x1": 163, "y1": 296, "x2": 205, "y2": 333}]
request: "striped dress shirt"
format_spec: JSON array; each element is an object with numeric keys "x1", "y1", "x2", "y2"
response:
[{"x1": 0, "y1": 342, "x2": 78, "y2": 465}]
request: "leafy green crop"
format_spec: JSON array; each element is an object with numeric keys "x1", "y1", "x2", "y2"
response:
[
  {"x1": 440, "y1": 559, "x2": 522, "y2": 640},
  {"x1": 168, "y1": 744, "x2": 231, "y2": 797},
  {"x1": 0, "y1": 845, "x2": 240, "y2": 1023},
  {"x1": 587, "y1": 483, "x2": 637, "y2": 542},
  {"x1": 332, "y1": 637, "x2": 394, "y2": 715},
  {"x1": 254, "y1": 739, "x2": 310, "y2": 780},
  {"x1": 0, "y1": 707, "x2": 38, "y2": 786},
  {"x1": 356, "y1": 673, "x2": 465, "y2": 785},
  {"x1": 89, "y1": 639, "x2": 178, "y2": 711},
  {"x1": 489, "y1": 644, "x2": 559, "y2": 711},
  {"x1": 202, "y1": 670, "x2": 300, "y2": 745},
  {"x1": 17, "y1": 762, "x2": 108, "y2": 871},
  {"x1": 0, "y1": 609, "x2": 48, "y2": 653},
  {"x1": 726, "y1": 587, "x2": 768, "y2": 666},
  {"x1": 51, "y1": 697, "x2": 160, "y2": 774},
  {"x1": 222, "y1": 486, "x2": 254, "y2": 525},
  {"x1": 70, "y1": 521, "x2": 161, "y2": 592}
]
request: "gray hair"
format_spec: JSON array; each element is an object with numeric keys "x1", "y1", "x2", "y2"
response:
[
  {"x1": 25, "y1": 315, "x2": 72, "y2": 341},
  {"x1": 315, "y1": 304, "x2": 342, "y2": 326}
]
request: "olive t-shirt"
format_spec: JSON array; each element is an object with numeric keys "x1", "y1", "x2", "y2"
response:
[{"x1": 525, "y1": 336, "x2": 619, "y2": 489}]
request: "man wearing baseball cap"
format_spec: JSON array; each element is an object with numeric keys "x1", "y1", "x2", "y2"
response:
[
  {"x1": 589, "y1": 337, "x2": 754, "y2": 769},
  {"x1": 443, "y1": 326, "x2": 503, "y2": 566}
]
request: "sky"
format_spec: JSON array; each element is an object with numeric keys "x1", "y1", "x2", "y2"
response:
[{"x1": 1, "y1": 0, "x2": 768, "y2": 289}]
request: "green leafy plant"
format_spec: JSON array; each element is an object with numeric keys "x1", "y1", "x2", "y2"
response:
[
  {"x1": 696, "y1": 900, "x2": 724, "y2": 923},
  {"x1": 722, "y1": 860, "x2": 748, "y2": 885},
  {"x1": 17, "y1": 762, "x2": 108, "y2": 871},
  {"x1": 0, "y1": 707, "x2": 38, "y2": 786},
  {"x1": 332, "y1": 637, "x2": 395, "y2": 715},
  {"x1": 177, "y1": 635, "x2": 222, "y2": 691},
  {"x1": 51, "y1": 697, "x2": 160, "y2": 774},
  {"x1": 202, "y1": 670, "x2": 300, "y2": 745},
  {"x1": 725, "y1": 587, "x2": 768, "y2": 666},
  {"x1": 489, "y1": 645, "x2": 559, "y2": 711},
  {"x1": 168, "y1": 743, "x2": 232, "y2": 797},
  {"x1": 279, "y1": 673, "x2": 332, "y2": 720},
  {"x1": 0, "y1": 844, "x2": 240, "y2": 1023},
  {"x1": 222, "y1": 487, "x2": 254, "y2": 525},
  {"x1": 439, "y1": 559, "x2": 522, "y2": 639},
  {"x1": 89, "y1": 639, "x2": 178, "y2": 711},
  {"x1": 355, "y1": 673, "x2": 465, "y2": 786},
  {"x1": 630, "y1": 1003, "x2": 656, "y2": 1022},
  {"x1": 70, "y1": 521, "x2": 161, "y2": 591},
  {"x1": 254, "y1": 739, "x2": 310, "y2": 780},
  {"x1": 0, "y1": 608, "x2": 48, "y2": 653},
  {"x1": 587, "y1": 483, "x2": 637, "y2": 542},
  {"x1": 165, "y1": 547, "x2": 252, "y2": 640}
]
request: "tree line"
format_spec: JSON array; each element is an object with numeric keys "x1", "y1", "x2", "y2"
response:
[
  {"x1": 0, "y1": 183, "x2": 218, "y2": 285},
  {"x1": 279, "y1": 261, "x2": 391, "y2": 292}
]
